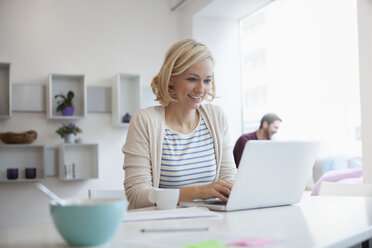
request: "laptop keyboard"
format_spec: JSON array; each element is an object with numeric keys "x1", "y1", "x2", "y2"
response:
[{"x1": 202, "y1": 199, "x2": 226, "y2": 205}]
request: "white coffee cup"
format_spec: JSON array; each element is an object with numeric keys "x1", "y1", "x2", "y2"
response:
[{"x1": 148, "y1": 188, "x2": 179, "y2": 210}]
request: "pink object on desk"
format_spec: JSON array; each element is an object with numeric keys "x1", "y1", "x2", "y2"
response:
[{"x1": 228, "y1": 238, "x2": 275, "y2": 247}]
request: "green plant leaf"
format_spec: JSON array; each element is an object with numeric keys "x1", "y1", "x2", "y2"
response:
[
  {"x1": 54, "y1": 91, "x2": 75, "y2": 112},
  {"x1": 55, "y1": 122, "x2": 82, "y2": 139},
  {"x1": 54, "y1": 94, "x2": 67, "y2": 100},
  {"x1": 56, "y1": 104, "x2": 66, "y2": 112},
  {"x1": 67, "y1": 91, "x2": 74, "y2": 101}
]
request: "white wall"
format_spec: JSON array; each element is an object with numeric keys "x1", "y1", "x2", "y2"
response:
[
  {"x1": 192, "y1": 15, "x2": 242, "y2": 143},
  {"x1": 0, "y1": 0, "x2": 180, "y2": 227},
  {"x1": 358, "y1": 0, "x2": 372, "y2": 183},
  {"x1": 178, "y1": 0, "x2": 213, "y2": 39},
  {"x1": 178, "y1": 1, "x2": 241, "y2": 142}
]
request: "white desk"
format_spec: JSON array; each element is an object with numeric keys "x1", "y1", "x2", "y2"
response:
[{"x1": 1, "y1": 195, "x2": 372, "y2": 248}]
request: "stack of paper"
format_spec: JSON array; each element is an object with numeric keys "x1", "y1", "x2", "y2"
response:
[{"x1": 124, "y1": 207, "x2": 220, "y2": 222}]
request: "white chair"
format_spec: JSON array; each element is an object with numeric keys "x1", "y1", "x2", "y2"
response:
[
  {"x1": 318, "y1": 182, "x2": 372, "y2": 196},
  {"x1": 88, "y1": 189, "x2": 126, "y2": 199}
]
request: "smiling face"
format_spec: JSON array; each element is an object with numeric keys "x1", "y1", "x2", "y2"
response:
[
  {"x1": 263, "y1": 120, "x2": 281, "y2": 139},
  {"x1": 169, "y1": 59, "x2": 213, "y2": 111}
]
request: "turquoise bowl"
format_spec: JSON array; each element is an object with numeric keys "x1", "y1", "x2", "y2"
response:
[{"x1": 50, "y1": 198, "x2": 128, "y2": 246}]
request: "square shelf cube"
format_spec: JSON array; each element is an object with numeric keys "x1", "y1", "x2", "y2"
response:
[
  {"x1": 111, "y1": 74, "x2": 140, "y2": 127},
  {"x1": 47, "y1": 74, "x2": 86, "y2": 120},
  {"x1": 58, "y1": 143, "x2": 99, "y2": 180},
  {"x1": 0, "y1": 63, "x2": 11, "y2": 119},
  {"x1": 0, "y1": 145, "x2": 46, "y2": 182}
]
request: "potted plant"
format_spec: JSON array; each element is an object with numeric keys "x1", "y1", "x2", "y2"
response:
[
  {"x1": 55, "y1": 91, "x2": 75, "y2": 116},
  {"x1": 56, "y1": 123, "x2": 82, "y2": 143}
]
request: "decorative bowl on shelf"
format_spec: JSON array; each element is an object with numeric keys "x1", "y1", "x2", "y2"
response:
[{"x1": 0, "y1": 130, "x2": 38, "y2": 144}]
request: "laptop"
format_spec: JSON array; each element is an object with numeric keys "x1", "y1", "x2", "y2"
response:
[{"x1": 180, "y1": 140, "x2": 319, "y2": 211}]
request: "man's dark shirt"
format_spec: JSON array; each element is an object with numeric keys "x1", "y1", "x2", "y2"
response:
[{"x1": 233, "y1": 131, "x2": 258, "y2": 167}]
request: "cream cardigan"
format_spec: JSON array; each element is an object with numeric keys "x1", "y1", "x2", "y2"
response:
[{"x1": 122, "y1": 104, "x2": 237, "y2": 209}]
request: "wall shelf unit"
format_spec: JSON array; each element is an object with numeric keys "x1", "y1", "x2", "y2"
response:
[
  {"x1": 58, "y1": 143, "x2": 99, "y2": 180},
  {"x1": 0, "y1": 63, "x2": 11, "y2": 119},
  {"x1": 111, "y1": 73, "x2": 140, "y2": 127},
  {"x1": 47, "y1": 74, "x2": 86, "y2": 120},
  {"x1": 0, "y1": 145, "x2": 46, "y2": 182}
]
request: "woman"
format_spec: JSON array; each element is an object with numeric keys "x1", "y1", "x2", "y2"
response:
[{"x1": 123, "y1": 39, "x2": 236, "y2": 209}]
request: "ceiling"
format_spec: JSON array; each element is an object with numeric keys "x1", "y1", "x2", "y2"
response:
[{"x1": 196, "y1": 0, "x2": 274, "y2": 20}]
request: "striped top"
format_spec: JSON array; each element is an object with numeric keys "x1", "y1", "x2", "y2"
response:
[{"x1": 159, "y1": 117, "x2": 217, "y2": 188}]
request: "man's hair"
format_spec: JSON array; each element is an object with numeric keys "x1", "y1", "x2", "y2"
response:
[
  {"x1": 150, "y1": 39, "x2": 216, "y2": 106},
  {"x1": 259, "y1": 113, "x2": 282, "y2": 129}
]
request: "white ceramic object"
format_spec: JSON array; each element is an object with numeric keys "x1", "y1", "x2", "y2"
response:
[
  {"x1": 64, "y1": 134, "x2": 75, "y2": 143},
  {"x1": 148, "y1": 188, "x2": 179, "y2": 210}
]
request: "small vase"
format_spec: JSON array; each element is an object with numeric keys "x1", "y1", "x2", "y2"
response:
[
  {"x1": 64, "y1": 133, "x2": 75, "y2": 143},
  {"x1": 122, "y1": 113, "x2": 131, "y2": 123},
  {"x1": 61, "y1": 106, "x2": 75, "y2": 116},
  {"x1": 25, "y1": 168, "x2": 37, "y2": 179},
  {"x1": 7, "y1": 168, "x2": 19, "y2": 180}
]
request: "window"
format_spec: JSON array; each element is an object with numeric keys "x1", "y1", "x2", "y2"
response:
[{"x1": 240, "y1": 0, "x2": 361, "y2": 158}]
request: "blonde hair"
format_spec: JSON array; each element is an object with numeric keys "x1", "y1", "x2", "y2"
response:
[{"x1": 151, "y1": 39, "x2": 216, "y2": 106}]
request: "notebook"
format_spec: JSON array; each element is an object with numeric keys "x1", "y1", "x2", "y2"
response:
[{"x1": 180, "y1": 140, "x2": 319, "y2": 211}]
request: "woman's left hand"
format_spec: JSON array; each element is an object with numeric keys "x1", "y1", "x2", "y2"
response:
[{"x1": 179, "y1": 179, "x2": 233, "y2": 202}]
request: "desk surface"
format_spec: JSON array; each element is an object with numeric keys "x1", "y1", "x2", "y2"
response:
[{"x1": 1, "y1": 194, "x2": 372, "y2": 248}]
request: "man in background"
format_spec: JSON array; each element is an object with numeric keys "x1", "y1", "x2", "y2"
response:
[{"x1": 233, "y1": 113, "x2": 282, "y2": 167}]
